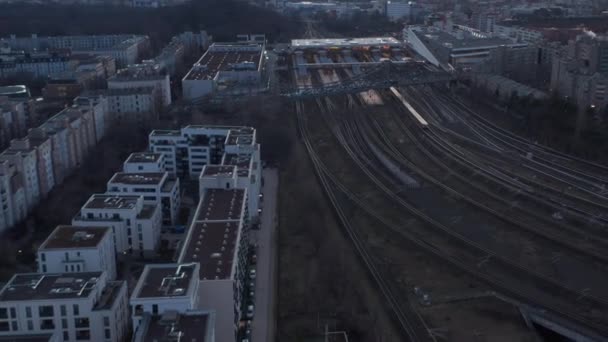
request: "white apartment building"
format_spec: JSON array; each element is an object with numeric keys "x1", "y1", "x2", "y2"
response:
[
  {"x1": 0, "y1": 271, "x2": 129, "y2": 342},
  {"x1": 108, "y1": 67, "x2": 171, "y2": 107},
  {"x1": 132, "y1": 310, "x2": 215, "y2": 342},
  {"x1": 93, "y1": 87, "x2": 157, "y2": 123},
  {"x1": 106, "y1": 172, "x2": 180, "y2": 226},
  {"x1": 37, "y1": 226, "x2": 117, "y2": 280},
  {"x1": 0, "y1": 160, "x2": 25, "y2": 232},
  {"x1": 0, "y1": 53, "x2": 76, "y2": 79},
  {"x1": 72, "y1": 96, "x2": 109, "y2": 144},
  {"x1": 149, "y1": 125, "x2": 260, "y2": 178},
  {"x1": 130, "y1": 263, "x2": 200, "y2": 331},
  {"x1": 72, "y1": 194, "x2": 162, "y2": 258},
  {"x1": 9, "y1": 136, "x2": 55, "y2": 200},
  {"x1": 494, "y1": 24, "x2": 544, "y2": 44},
  {"x1": 178, "y1": 188, "x2": 250, "y2": 342},
  {"x1": 123, "y1": 152, "x2": 166, "y2": 173},
  {"x1": 0, "y1": 149, "x2": 40, "y2": 211}
]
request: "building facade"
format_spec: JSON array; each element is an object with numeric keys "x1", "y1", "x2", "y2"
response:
[
  {"x1": 0, "y1": 271, "x2": 129, "y2": 342},
  {"x1": 72, "y1": 194, "x2": 162, "y2": 257},
  {"x1": 37, "y1": 226, "x2": 117, "y2": 280}
]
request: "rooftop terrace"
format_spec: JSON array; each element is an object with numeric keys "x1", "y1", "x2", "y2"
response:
[{"x1": 39, "y1": 225, "x2": 109, "y2": 250}]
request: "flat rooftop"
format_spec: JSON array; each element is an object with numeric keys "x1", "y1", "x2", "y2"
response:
[
  {"x1": 109, "y1": 172, "x2": 165, "y2": 185},
  {"x1": 196, "y1": 188, "x2": 245, "y2": 221},
  {"x1": 291, "y1": 37, "x2": 402, "y2": 49},
  {"x1": 0, "y1": 334, "x2": 56, "y2": 342},
  {"x1": 137, "y1": 311, "x2": 212, "y2": 342},
  {"x1": 222, "y1": 153, "x2": 252, "y2": 177},
  {"x1": 126, "y1": 152, "x2": 163, "y2": 164},
  {"x1": 226, "y1": 127, "x2": 255, "y2": 145},
  {"x1": 201, "y1": 165, "x2": 236, "y2": 177},
  {"x1": 181, "y1": 221, "x2": 239, "y2": 279},
  {"x1": 415, "y1": 29, "x2": 523, "y2": 50},
  {"x1": 40, "y1": 225, "x2": 109, "y2": 250},
  {"x1": 0, "y1": 272, "x2": 102, "y2": 301},
  {"x1": 134, "y1": 264, "x2": 198, "y2": 299},
  {"x1": 184, "y1": 47, "x2": 262, "y2": 81},
  {"x1": 150, "y1": 129, "x2": 181, "y2": 137},
  {"x1": 84, "y1": 194, "x2": 140, "y2": 210}
]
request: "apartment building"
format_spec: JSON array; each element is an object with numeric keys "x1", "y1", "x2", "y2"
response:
[
  {"x1": 72, "y1": 194, "x2": 162, "y2": 258},
  {"x1": 0, "y1": 160, "x2": 26, "y2": 232},
  {"x1": 87, "y1": 87, "x2": 158, "y2": 123},
  {"x1": 2, "y1": 34, "x2": 150, "y2": 68},
  {"x1": 132, "y1": 310, "x2": 215, "y2": 342},
  {"x1": 0, "y1": 149, "x2": 40, "y2": 211},
  {"x1": 8, "y1": 136, "x2": 55, "y2": 200},
  {"x1": 178, "y1": 188, "x2": 250, "y2": 342},
  {"x1": 106, "y1": 172, "x2": 180, "y2": 225},
  {"x1": 37, "y1": 226, "x2": 116, "y2": 280},
  {"x1": 0, "y1": 98, "x2": 27, "y2": 149},
  {"x1": 0, "y1": 52, "x2": 76, "y2": 79},
  {"x1": 0, "y1": 271, "x2": 129, "y2": 342},
  {"x1": 149, "y1": 125, "x2": 260, "y2": 179},
  {"x1": 123, "y1": 153, "x2": 166, "y2": 173},
  {"x1": 130, "y1": 263, "x2": 200, "y2": 331},
  {"x1": 108, "y1": 66, "x2": 171, "y2": 107}
]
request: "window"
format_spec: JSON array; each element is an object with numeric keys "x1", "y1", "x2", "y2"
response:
[
  {"x1": 0, "y1": 308, "x2": 6, "y2": 319},
  {"x1": 39, "y1": 305, "x2": 54, "y2": 317},
  {"x1": 63, "y1": 331, "x2": 69, "y2": 341},
  {"x1": 76, "y1": 265, "x2": 80, "y2": 272},
  {"x1": 27, "y1": 320, "x2": 33, "y2": 330},
  {"x1": 152, "y1": 304, "x2": 158, "y2": 314},
  {"x1": 128, "y1": 238, "x2": 132, "y2": 245},
  {"x1": 76, "y1": 330, "x2": 90, "y2": 340},
  {"x1": 26, "y1": 307, "x2": 32, "y2": 318},
  {"x1": 103, "y1": 316, "x2": 109, "y2": 327},
  {"x1": 73, "y1": 304, "x2": 79, "y2": 316},
  {"x1": 127, "y1": 228, "x2": 132, "y2": 236},
  {"x1": 0, "y1": 322, "x2": 8, "y2": 331},
  {"x1": 9, "y1": 308, "x2": 15, "y2": 318},
  {"x1": 126, "y1": 219, "x2": 131, "y2": 226},
  {"x1": 105, "y1": 329, "x2": 111, "y2": 339},
  {"x1": 65, "y1": 252, "x2": 69, "y2": 260},
  {"x1": 40, "y1": 253, "x2": 46, "y2": 262},
  {"x1": 11, "y1": 321, "x2": 17, "y2": 331},
  {"x1": 144, "y1": 196, "x2": 156, "y2": 201},
  {"x1": 42, "y1": 264, "x2": 47, "y2": 272},
  {"x1": 62, "y1": 318, "x2": 68, "y2": 329},
  {"x1": 138, "y1": 166, "x2": 143, "y2": 170},
  {"x1": 60, "y1": 305, "x2": 66, "y2": 316},
  {"x1": 40, "y1": 319, "x2": 55, "y2": 330},
  {"x1": 74, "y1": 317, "x2": 89, "y2": 328}
]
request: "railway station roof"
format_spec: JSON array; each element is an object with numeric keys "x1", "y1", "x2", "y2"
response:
[{"x1": 291, "y1": 37, "x2": 402, "y2": 49}]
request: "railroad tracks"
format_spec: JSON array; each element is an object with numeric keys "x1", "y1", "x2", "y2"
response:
[
  {"x1": 307, "y1": 93, "x2": 608, "y2": 336},
  {"x1": 292, "y1": 60, "x2": 608, "y2": 339}
]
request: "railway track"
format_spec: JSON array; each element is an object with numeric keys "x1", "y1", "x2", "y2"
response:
[
  {"x1": 293, "y1": 69, "x2": 434, "y2": 341},
  {"x1": 292, "y1": 56, "x2": 608, "y2": 339},
  {"x1": 295, "y1": 99, "x2": 434, "y2": 342},
  {"x1": 305, "y1": 93, "x2": 608, "y2": 336},
  {"x1": 435, "y1": 88, "x2": 608, "y2": 189},
  {"x1": 400, "y1": 87, "x2": 608, "y2": 230}
]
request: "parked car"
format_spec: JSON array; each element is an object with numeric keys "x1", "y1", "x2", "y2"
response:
[
  {"x1": 251, "y1": 253, "x2": 257, "y2": 265},
  {"x1": 249, "y1": 269, "x2": 256, "y2": 280}
]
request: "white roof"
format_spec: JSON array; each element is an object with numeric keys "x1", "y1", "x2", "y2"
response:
[{"x1": 291, "y1": 37, "x2": 402, "y2": 49}]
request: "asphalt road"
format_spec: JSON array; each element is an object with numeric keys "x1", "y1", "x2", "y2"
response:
[{"x1": 250, "y1": 168, "x2": 278, "y2": 342}]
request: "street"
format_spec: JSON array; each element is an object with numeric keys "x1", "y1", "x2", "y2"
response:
[{"x1": 250, "y1": 168, "x2": 278, "y2": 342}]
